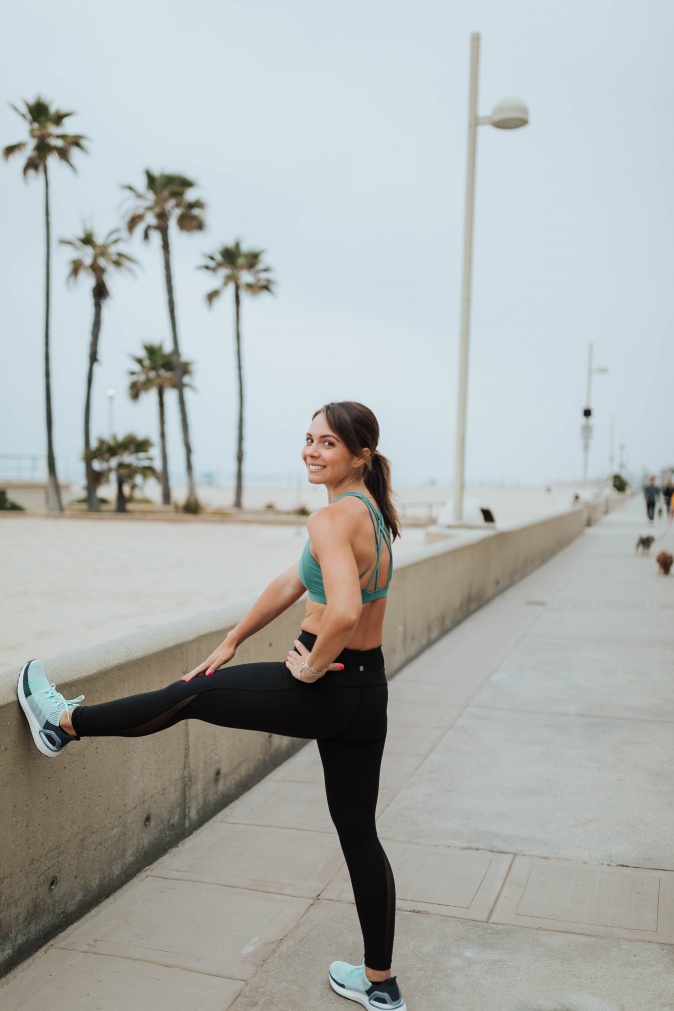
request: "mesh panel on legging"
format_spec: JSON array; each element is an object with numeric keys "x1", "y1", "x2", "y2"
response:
[
  {"x1": 71, "y1": 682, "x2": 200, "y2": 738},
  {"x1": 68, "y1": 658, "x2": 395, "y2": 969}
]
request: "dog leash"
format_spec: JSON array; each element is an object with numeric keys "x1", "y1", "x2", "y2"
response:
[{"x1": 653, "y1": 511, "x2": 674, "y2": 544}]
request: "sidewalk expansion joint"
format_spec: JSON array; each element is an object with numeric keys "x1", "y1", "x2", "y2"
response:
[
  {"x1": 53, "y1": 943, "x2": 249, "y2": 982},
  {"x1": 469, "y1": 704, "x2": 674, "y2": 724},
  {"x1": 148, "y1": 870, "x2": 317, "y2": 899}
]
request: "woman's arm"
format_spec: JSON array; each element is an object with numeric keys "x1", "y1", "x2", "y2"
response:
[
  {"x1": 298, "y1": 509, "x2": 362, "y2": 674},
  {"x1": 183, "y1": 563, "x2": 306, "y2": 680}
]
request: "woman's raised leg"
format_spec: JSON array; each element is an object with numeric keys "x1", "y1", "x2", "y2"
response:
[{"x1": 18, "y1": 657, "x2": 361, "y2": 754}]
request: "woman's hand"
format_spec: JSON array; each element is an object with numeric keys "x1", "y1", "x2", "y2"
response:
[
  {"x1": 182, "y1": 638, "x2": 237, "y2": 681},
  {"x1": 285, "y1": 639, "x2": 344, "y2": 683}
]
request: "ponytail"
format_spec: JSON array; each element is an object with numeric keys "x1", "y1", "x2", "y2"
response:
[{"x1": 364, "y1": 450, "x2": 401, "y2": 540}]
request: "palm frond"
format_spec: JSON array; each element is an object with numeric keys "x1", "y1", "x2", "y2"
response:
[
  {"x1": 2, "y1": 141, "x2": 27, "y2": 161},
  {"x1": 22, "y1": 153, "x2": 43, "y2": 177},
  {"x1": 60, "y1": 226, "x2": 137, "y2": 289},
  {"x1": 201, "y1": 240, "x2": 275, "y2": 304},
  {"x1": 8, "y1": 102, "x2": 31, "y2": 125},
  {"x1": 65, "y1": 259, "x2": 86, "y2": 283},
  {"x1": 125, "y1": 212, "x2": 146, "y2": 235},
  {"x1": 5, "y1": 97, "x2": 87, "y2": 177},
  {"x1": 176, "y1": 207, "x2": 206, "y2": 233}
]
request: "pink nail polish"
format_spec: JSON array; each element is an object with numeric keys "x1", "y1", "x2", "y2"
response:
[{"x1": 339, "y1": 664, "x2": 345, "y2": 670}]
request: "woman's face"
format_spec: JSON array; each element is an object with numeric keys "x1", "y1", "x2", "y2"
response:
[{"x1": 302, "y1": 414, "x2": 362, "y2": 486}]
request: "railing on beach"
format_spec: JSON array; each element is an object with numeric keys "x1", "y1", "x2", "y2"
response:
[
  {"x1": 0, "y1": 454, "x2": 44, "y2": 479},
  {"x1": 398, "y1": 500, "x2": 443, "y2": 524}
]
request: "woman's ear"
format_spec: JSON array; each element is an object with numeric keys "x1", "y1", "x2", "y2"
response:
[{"x1": 352, "y1": 447, "x2": 371, "y2": 470}]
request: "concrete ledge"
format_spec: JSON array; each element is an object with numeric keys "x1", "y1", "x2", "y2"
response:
[
  {"x1": 0, "y1": 480, "x2": 73, "y2": 510},
  {"x1": 0, "y1": 502, "x2": 603, "y2": 975}
]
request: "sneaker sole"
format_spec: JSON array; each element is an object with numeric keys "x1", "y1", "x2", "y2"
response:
[
  {"x1": 17, "y1": 661, "x2": 61, "y2": 758},
  {"x1": 328, "y1": 975, "x2": 407, "y2": 1011}
]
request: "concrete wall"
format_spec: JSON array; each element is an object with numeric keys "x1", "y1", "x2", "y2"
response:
[
  {"x1": 0, "y1": 480, "x2": 73, "y2": 510},
  {"x1": 0, "y1": 502, "x2": 604, "y2": 975}
]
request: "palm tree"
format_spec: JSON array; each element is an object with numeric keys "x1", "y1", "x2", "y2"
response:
[
  {"x1": 85, "y1": 434, "x2": 157, "y2": 513},
  {"x1": 128, "y1": 343, "x2": 194, "y2": 506},
  {"x1": 60, "y1": 228, "x2": 136, "y2": 511},
  {"x1": 201, "y1": 241, "x2": 274, "y2": 508},
  {"x1": 123, "y1": 171, "x2": 205, "y2": 511},
  {"x1": 3, "y1": 97, "x2": 87, "y2": 512}
]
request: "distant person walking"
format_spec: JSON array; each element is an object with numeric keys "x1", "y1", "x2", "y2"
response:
[
  {"x1": 663, "y1": 477, "x2": 674, "y2": 517},
  {"x1": 17, "y1": 401, "x2": 407, "y2": 1011},
  {"x1": 643, "y1": 476, "x2": 660, "y2": 523}
]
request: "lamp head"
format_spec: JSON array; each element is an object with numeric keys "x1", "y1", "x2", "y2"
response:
[{"x1": 490, "y1": 97, "x2": 529, "y2": 129}]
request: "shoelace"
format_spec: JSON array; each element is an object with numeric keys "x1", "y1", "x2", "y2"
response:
[{"x1": 41, "y1": 682, "x2": 85, "y2": 724}]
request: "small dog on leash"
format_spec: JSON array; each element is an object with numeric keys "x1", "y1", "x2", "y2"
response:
[
  {"x1": 656, "y1": 550, "x2": 673, "y2": 575},
  {"x1": 635, "y1": 535, "x2": 656, "y2": 554}
]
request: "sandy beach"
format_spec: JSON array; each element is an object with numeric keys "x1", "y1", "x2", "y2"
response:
[{"x1": 1, "y1": 485, "x2": 589, "y2": 671}]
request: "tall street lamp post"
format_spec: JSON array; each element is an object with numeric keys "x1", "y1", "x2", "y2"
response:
[
  {"x1": 106, "y1": 388, "x2": 116, "y2": 439},
  {"x1": 581, "y1": 341, "x2": 608, "y2": 485},
  {"x1": 453, "y1": 32, "x2": 529, "y2": 522}
]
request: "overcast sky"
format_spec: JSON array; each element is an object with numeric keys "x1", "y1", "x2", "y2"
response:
[{"x1": 2, "y1": 0, "x2": 673, "y2": 492}]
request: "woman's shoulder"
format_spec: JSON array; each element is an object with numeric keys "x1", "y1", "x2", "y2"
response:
[{"x1": 307, "y1": 496, "x2": 370, "y2": 535}]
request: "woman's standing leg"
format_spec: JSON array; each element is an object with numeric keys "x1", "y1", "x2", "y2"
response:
[{"x1": 318, "y1": 732, "x2": 396, "y2": 973}]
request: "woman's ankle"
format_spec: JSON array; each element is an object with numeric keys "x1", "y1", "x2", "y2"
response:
[
  {"x1": 365, "y1": 966, "x2": 392, "y2": 983},
  {"x1": 59, "y1": 709, "x2": 77, "y2": 737}
]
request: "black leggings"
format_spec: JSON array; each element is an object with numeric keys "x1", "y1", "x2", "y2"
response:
[{"x1": 70, "y1": 631, "x2": 396, "y2": 971}]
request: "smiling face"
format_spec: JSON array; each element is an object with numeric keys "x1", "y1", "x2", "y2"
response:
[{"x1": 302, "y1": 412, "x2": 366, "y2": 489}]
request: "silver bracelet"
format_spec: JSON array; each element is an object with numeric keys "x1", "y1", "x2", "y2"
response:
[{"x1": 299, "y1": 658, "x2": 327, "y2": 681}]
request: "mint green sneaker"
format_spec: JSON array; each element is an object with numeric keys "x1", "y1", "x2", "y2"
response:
[
  {"x1": 18, "y1": 660, "x2": 84, "y2": 758},
  {"x1": 328, "y1": 961, "x2": 407, "y2": 1010}
]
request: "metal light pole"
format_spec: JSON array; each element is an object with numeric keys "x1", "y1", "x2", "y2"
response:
[
  {"x1": 580, "y1": 342, "x2": 608, "y2": 485},
  {"x1": 106, "y1": 388, "x2": 116, "y2": 439},
  {"x1": 453, "y1": 33, "x2": 529, "y2": 521}
]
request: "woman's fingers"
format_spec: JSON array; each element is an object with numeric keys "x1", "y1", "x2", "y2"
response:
[
  {"x1": 181, "y1": 642, "x2": 236, "y2": 682},
  {"x1": 183, "y1": 655, "x2": 219, "y2": 681},
  {"x1": 182, "y1": 663, "x2": 208, "y2": 682},
  {"x1": 284, "y1": 642, "x2": 345, "y2": 680}
]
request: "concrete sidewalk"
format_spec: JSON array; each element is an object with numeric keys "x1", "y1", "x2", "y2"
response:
[{"x1": 3, "y1": 496, "x2": 673, "y2": 1010}]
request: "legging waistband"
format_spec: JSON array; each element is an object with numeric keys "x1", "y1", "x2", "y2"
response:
[{"x1": 297, "y1": 630, "x2": 386, "y2": 688}]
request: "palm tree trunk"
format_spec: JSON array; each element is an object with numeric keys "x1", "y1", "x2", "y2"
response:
[
  {"x1": 234, "y1": 282, "x2": 244, "y2": 510},
  {"x1": 157, "y1": 385, "x2": 171, "y2": 505},
  {"x1": 160, "y1": 226, "x2": 197, "y2": 510},
  {"x1": 44, "y1": 164, "x2": 63, "y2": 513},
  {"x1": 84, "y1": 295, "x2": 102, "y2": 511},
  {"x1": 115, "y1": 471, "x2": 126, "y2": 513}
]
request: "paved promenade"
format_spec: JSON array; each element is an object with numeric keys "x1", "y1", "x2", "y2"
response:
[{"x1": 2, "y1": 496, "x2": 673, "y2": 1010}]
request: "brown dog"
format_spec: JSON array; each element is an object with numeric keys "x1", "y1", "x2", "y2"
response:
[{"x1": 656, "y1": 551, "x2": 673, "y2": 575}]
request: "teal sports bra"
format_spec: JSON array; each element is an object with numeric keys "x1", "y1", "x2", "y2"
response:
[{"x1": 298, "y1": 492, "x2": 393, "y2": 605}]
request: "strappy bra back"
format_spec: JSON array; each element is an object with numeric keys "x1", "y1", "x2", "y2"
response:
[{"x1": 298, "y1": 492, "x2": 393, "y2": 604}]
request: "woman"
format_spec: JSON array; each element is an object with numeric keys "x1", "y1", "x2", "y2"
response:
[{"x1": 18, "y1": 401, "x2": 407, "y2": 1011}]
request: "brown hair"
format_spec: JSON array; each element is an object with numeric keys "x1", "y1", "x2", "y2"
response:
[{"x1": 313, "y1": 401, "x2": 401, "y2": 540}]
